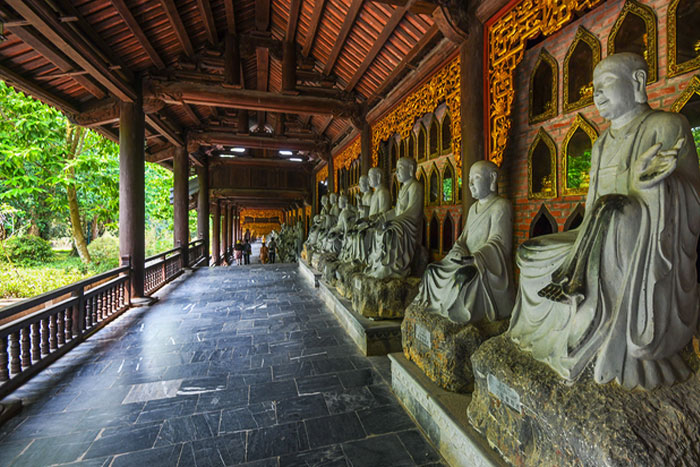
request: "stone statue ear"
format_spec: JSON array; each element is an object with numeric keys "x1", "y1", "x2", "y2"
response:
[
  {"x1": 490, "y1": 172, "x2": 498, "y2": 192},
  {"x1": 633, "y1": 69, "x2": 648, "y2": 104}
]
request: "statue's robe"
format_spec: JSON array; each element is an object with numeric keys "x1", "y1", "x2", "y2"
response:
[
  {"x1": 325, "y1": 206, "x2": 357, "y2": 256},
  {"x1": 366, "y1": 178, "x2": 424, "y2": 279},
  {"x1": 509, "y1": 108, "x2": 700, "y2": 389},
  {"x1": 304, "y1": 207, "x2": 328, "y2": 252},
  {"x1": 417, "y1": 195, "x2": 514, "y2": 323},
  {"x1": 343, "y1": 187, "x2": 391, "y2": 263}
]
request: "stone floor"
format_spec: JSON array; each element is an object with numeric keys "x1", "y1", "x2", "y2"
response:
[{"x1": 0, "y1": 264, "x2": 445, "y2": 467}]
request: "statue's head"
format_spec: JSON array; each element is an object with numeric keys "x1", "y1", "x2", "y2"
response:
[
  {"x1": 368, "y1": 167, "x2": 383, "y2": 188},
  {"x1": 359, "y1": 175, "x2": 370, "y2": 192},
  {"x1": 329, "y1": 192, "x2": 338, "y2": 204},
  {"x1": 321, "y1": 194, "x2": 329, "y2": 207},
  {"x1": 469, "y1": 160, "x2": 499, "y2": 200},
  {"x1": 338, "y1": 194, "x2": 348, "y2": 208},
  {"x1": 396, "y1": 157, "x2": 417, "y2": 183},
  {"x1": 593, "y1": 53, "x2": 648, "y2": 122}
]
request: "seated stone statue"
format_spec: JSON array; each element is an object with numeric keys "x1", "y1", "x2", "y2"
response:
[
  {"x1": 324, "y1": 194, "x2": 357, "y2": 256},
  {"x1": 340, "y1": 172, "x2": 390, "y2": 263},
  {"x1": 366, "y1": 157, "x2": 424, "y2": 279},
  {"x1": 509, "y1": 53, "x2": 700, "y2": 390},
  {"x1": 304, "y1": 194, "x2": 329, "y2": 252},
  {"x1": 416, "y1": 161, "x2": 514, "y2": 323}
]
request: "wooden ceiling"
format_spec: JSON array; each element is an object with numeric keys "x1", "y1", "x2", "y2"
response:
[{"x1": 0, "y1": 0, "x2": 446, "y2": 168}]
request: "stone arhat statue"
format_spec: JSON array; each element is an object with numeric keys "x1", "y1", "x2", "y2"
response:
[
  {"x1": 509, "y1": 53, "x2": 700, "y2": 390},
  {"x1": 356, "y1": 175, "x2": 372, "y2": 218},
  {"x1": 365, "y1": 157, "x2": 424, "y2": 279},
  {"x1": 416, "y1": 160, "x2": 514, "y2": 323}
]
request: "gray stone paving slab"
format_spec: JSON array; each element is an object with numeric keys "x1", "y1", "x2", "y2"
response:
[{"x1": 0, "y1": 264, "x2": 446, "y2": 466}]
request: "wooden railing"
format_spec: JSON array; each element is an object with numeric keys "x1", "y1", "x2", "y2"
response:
[{"x1": 0, "y1": 239, "x2": 208, "y2": 399}]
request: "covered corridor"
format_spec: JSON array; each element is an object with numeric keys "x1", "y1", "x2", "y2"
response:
[{"x1": 0, "y1": 265, "x2": 443, "y2": 466}]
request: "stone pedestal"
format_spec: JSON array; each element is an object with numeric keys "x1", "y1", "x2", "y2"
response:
[
  {"x1": 318, "y1": 255, "x2": 341, "y2": 286},
  {"x1": 390, "y1": 353, "x2": 506, "y2": 467},
  {"x1": 298, "y1": 259, "x2": 320, "y2": 287},
  {"x1": 402, "y1": 303, "x2": 508, "y2": 393},
  {"x1": 318, "y1": 280, "x2": 402, "y2": 356},
  {"x1": 467, "y1": 335, "x2": 700, "y2": 466},
  {"x1": 335, "y1": 262, "x2": 364, "y2": 299},
  {"x1": 350, "y1": 273, "x2": 420, "y2": 319}
]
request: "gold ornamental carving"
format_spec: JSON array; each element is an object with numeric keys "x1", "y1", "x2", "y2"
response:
[
  {"x1": 528, "y1": 127, "x2": 558, "y2": 200},
  {"x1": 529, "y1": 48, "x2": 559, "y2": 125},
  {"x1": 563, "y1": 26, "x2": 601, "y2": 113},
  {"x1": 240, "y1": 208, "x2": 284, "y2": 220},
  {"x1": 671, "y1": 74, "x2": 700, "y2": 113},
  {"x1": 487, "y1": 0, "x2": 605, "y2": 166},
  {"x1": 333, "y1": 137, "x2": 361, "y2": 189},
  {"x1": 371, "y1": 57, "x2": 461, "y2": 168},
  {"x1": 562, "y1": 113, "x2": 598, "y2": 196},
  {"x1": 607, "y1": 0, "x2": 658, "y2": 84},
  {"x1": 316, "y1": 165, "x2": 328, "y2": 185},
  {"x1": 667, "y1": 0, "x2": 700, "y2": 78}
]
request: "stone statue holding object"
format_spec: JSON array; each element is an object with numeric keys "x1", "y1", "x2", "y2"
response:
[
  {"x1": 416, "y1": 160, "x2": 514, "y2": 323},
  {"x1": 509, "y1": 53, "x2": 700, "y2": 390},
  {"x1": 365, "y1": 157, "x2": 424, "y2": 279},
  {"x1": 302, "y1": 194, "x2": 329, "y2": 261},
  {"x1": 324, "y1": 194, "x2": 357, "y2": 256},
  {"x1": 355, "y1": 175, "x2": 373, "y2": 218}
]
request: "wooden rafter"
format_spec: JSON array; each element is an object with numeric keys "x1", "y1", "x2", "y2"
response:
[
  {"x1": 159, "y1": 0, "x2": 194, "y2": 58},
  {"x1": 344, "y1": 3, "x2": 412, "y2": 91},
  {"x1": 188, "y1": 131, "x2": 327, "y2": 153},
  {"x1": 7, "y1": 25, "x2": 106, "y2": 99},
  {"x1": 302, "y1": 0, "x2": 326, "y2": 57},
  {"x1": 256, "y1": 0, "x2": 271, "y2": 32},
  {"x1": 320, "y1": 116, "x2": 333, "y2": 135},
  {"x1": 224, "y1": 0, "x2": 236, "y2": 34},
  {"x1": 195, "y1": 0, "x2": 218, "y2": 46},
  {"x1": 323, "y1": 0, "x2": 363, "y2": 75},
  {"x1": 6, "y1": 0, "x2": 136, "y2": 102},
  {"x1": 286, "y1": 0, "x2": 302, "y2": 42},
  {"x1": 182, "y1": 104, "x2": 202, "y2": 127},
  {"x1": 146, "y1": 113, "x2": 184, "y2": 147},
  {"x1": 112, "y1": 0, "x2": 166, "y2": 69},
  {"x1": 0, "y1": 63, "x2": 79, "y2": 115}
]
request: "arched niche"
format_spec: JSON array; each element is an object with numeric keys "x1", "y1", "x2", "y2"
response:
[
  {"x1": 408, "y1": 132, "x2": 416, "y2": 159},
  {"x1": 429, "y1": 214, "x2": 439, "y2": 251},
  {"x1": 392, "y1": 176, "x2": 399, "y2": 205},
  {"x1": 442, "y1": 213, "x2": 455, "y2": 252},
  {"x1": 400, "y1": 138, "x2": 407, "y2": 159},
  {"x1": 668, "y1": 0, "x2": 700, "y2": 77},
  {"x1": 390, "y1": 139, "x2": 399, "y2": 171},
  {"x1": 529, "y1": 204, "x2": 558, "y2": 238},
  {"x1": 608, "y1": 0, "x2": 658, "y2": 84},
  {"x1": 422, "y1": 216, "x2": 428, "y2": 248},
  {"x1": 672, "y1": 75, "x2": 700, "y2": 145},
  {"x1": 442, "y1": 112, "x2": 452, "y2": 154},
  {"x1": 442, "y1": 160, "x2": 455, "y2": 204},
  {"x1": 429, "y1": 117, "x2": 439, "y2": 157},
  {"x1": 563, "y1": 114, "x2": 598, "y2": 195},
  {"x1": 429, "y1": 164, "x2": 440, "y2": 205},
  {"x1": 418, "y1": 169, "x2": 428, "y2": 206},
  {"x1": 564, "y1": 27, "x2": 600, "y2": 113},
  {"x1": 418, "y1": 124, "x2": 427, "y2": 161},
  {"x1": 529, "y1": 49, "x2": 558, "y2": 124},
  {"x1": 564, "y1": 204, "x2": 585, "y2": 231},
  {"x1": 528, "y1": 128, "x2": 557, "y2": 199}
]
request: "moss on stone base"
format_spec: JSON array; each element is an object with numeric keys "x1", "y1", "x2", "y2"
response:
[
  {"x1": 467, "y1": 334, "x2": 700, "y2": 466},
  {"x1": 402, "y1": 304, "x2": 508, "y2": 393},
  {"x1": 335, "y1": 262, "x2": 364, "y2": 299},
  {"x1": 350, "y1": 273, "x2": 420, "y2": 319}
]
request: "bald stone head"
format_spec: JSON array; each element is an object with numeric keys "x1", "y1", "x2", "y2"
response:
[
  {"x1": 593, "y1": 53, "x2": 649, "y2": 126},
  {"x1": 469, "y1": 160, "x2": 499, "y2": 200}
]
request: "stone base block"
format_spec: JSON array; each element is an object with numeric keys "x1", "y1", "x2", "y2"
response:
[
  {"x1": 335, "y1": 262, "x2": 364, "y2": 299},
  {"x1": 389, "y1": 353, "x2": 505, "y2": 467},
  {"x1": 317, "y1": 255, "x2": 341, "y2": 286},
  {"x1": 402, "y1": 304, "x2": 508, "y2": 393},
  {"x1": 467, "y1": 335, "x2": 700, "y2": 466},
  {"x1": 350, "y1": 273, "x2": 420, "y2": 319},
  {"x1": 318, "y1": 279, "x2": 402, "y2": 356},
  {"x1": 298, "y1": 259, "x2": 321, "y2": 288}
]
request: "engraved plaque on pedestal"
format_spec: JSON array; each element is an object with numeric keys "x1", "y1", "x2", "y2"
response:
[
  {"x1": 415, "y1": 323, "x2": 431, "y2": 348},
  {"x1": 487, "y1": 373, "x2": 521, "y2": 414}
]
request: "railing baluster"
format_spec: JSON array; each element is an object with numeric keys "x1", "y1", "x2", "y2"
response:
[
  {"x1": 85, "y1": 296, "x2": 93, "y2": 329},
  {"x1": 67, "y1": 304, "x2": 75, "y2": 340},
  {"x1": 20, "y1": 328, "x2": 30, "y2": 368},
  {"x1": 49, "y1": 314, "x2": 57, "y2": 351},
  {"x1": 31, "y1": 323, "x2": 40, "y2": 362},
  {"x1": 41, "y1": 318, "x2": 50, "y2": 355},
  {"x1": 9, "y1": 332, "x2": 20, "y2": 374},
  {"x1": 57, "y1": 310, "x2": 65, "y2": 346},
  {"x1": 0, "y1": 336, "x2": 9, "y2": 381}
]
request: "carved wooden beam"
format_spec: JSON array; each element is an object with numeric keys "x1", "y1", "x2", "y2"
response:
[
  {"x1": 6, "y1": 0, "x2": 136, "y2": 102},
  {"x1": 431, "y1": 3, "x2": 469, "y2": 43},
  {"x1": 224, "y1": 34, "x2": 242, "y2": 86},
  {"x1": 146, "y1": 146, "x2": 176, "y2": 163},
  {"x1": 147, "y1": 80, "x2": 361, "y2": 118},
  {"x1": 282, "y1": 41, "x2": 297, "y2": 94},
  {"x1": 367, "y1": 0, "x2": 436, "y2": 15},
  {"x1": 71, "y1": 98, "x2": 165, "y2": 127},
  {"x1": 286, "y1": 0, "x2": 302, "y2": 42},
  {"x1": 187, "y1": 131, "x2": 329, "y2": 153},
  {"x1": 146, "y1": 113, "x2": 183, "y2": 147},
  {"x1": 302, "y1": 0, "x2": 326, "y2": 56},
  {"x1": 112, "y1": 0, "x2": 166, "y2": 69},
  {"x1": 195, "y1": 0, "x2": 218, "y2": 45},
  {"x1": 224, "y1": 0, "x2": 236, "y2": 33},
  {"x1": 256, "y1": 0, "x2": 271, "y2": 32},
  {"x1": 211, "y1": 188, "x2": 308, "y2": 201},
  {"x1": 159, "y1": 0, "x2": 194, "y2": 57},
  {"x1": 323, "y1": 0, "x2": 363, "y2": 75},
  {"x1": 0, "y1": 63, "x2": 79, "y2": 115}
]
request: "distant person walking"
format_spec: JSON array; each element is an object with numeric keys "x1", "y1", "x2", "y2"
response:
[
  {"x1": 268, "y1": 238, "x2": 276, "y2": 264},
  {"x1": 260, "y1": 242, "x2": 269, "y2": 264},
  {"x1": 234, "y1": 240, "x2": 243, "y2": 265},
  {"x1": 243, "y1": 239, "x2": 251, "y2": 265}
]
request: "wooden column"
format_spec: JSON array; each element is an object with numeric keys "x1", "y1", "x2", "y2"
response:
[
  {"x1": 119, "y1": 94, "x2": 146, "y2": 298},
  {"x1": 460, "y1": 17, "x2": 484, "y2": 215},
  {"x1": 212, "y1": 200, "x2": 220, "y2": 265},
  {"x1": 237, "y1": 110, "x2": 249, "y2": 134},
  {"x1": 223, "y1": 204, "x2": 230, "y2": 258},
  {"x1": 327, "y1": 153, "x2": 335, "y2": 193},
  {"x1": 224, "y1": 34, "x2": 241, "y2": 87},
  {"x1": 282, "y1": 41, "x2": 296, "y2": 94},
  {"x1": 231, "y1": 206, "x2": 236, "y2": 246},
  {"x1": 173, "y1": 146, "x2": 189, "y2": 266},
  {"x1": 197, "y1": 160, "x2": 210, "y2": 262},
  {"x1": 361, "y1": 120, "x2": 371, "y2": 175}
]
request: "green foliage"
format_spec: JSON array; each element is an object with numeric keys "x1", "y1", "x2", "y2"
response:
[
  {"x1": 442, "y1": 177, "x2": 453, "y2": 203},
  {"x1": 567, "y1": 149, "x2": 592, "y2": 189},
  {"x1": 692, "y1": 127, "x2": 700, "y2": 161},
  {"x1": 87, "y1": 233, "x2": 120, "y2": 271},
  {"x1": 1, "y1": 235, "x2": 53, "y2": 265},
  {"x1": 0, "y1": 266, "x2": 88, "y2": 299}
]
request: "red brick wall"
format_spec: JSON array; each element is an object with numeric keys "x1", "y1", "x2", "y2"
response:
[{"x1": 504, "y1": 0, "x2": 699, "y2": 251}]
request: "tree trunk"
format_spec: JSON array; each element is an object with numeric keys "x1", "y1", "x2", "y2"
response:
[{"x1": 65, "y1": 124, "x2": 91, "y2": 263}]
